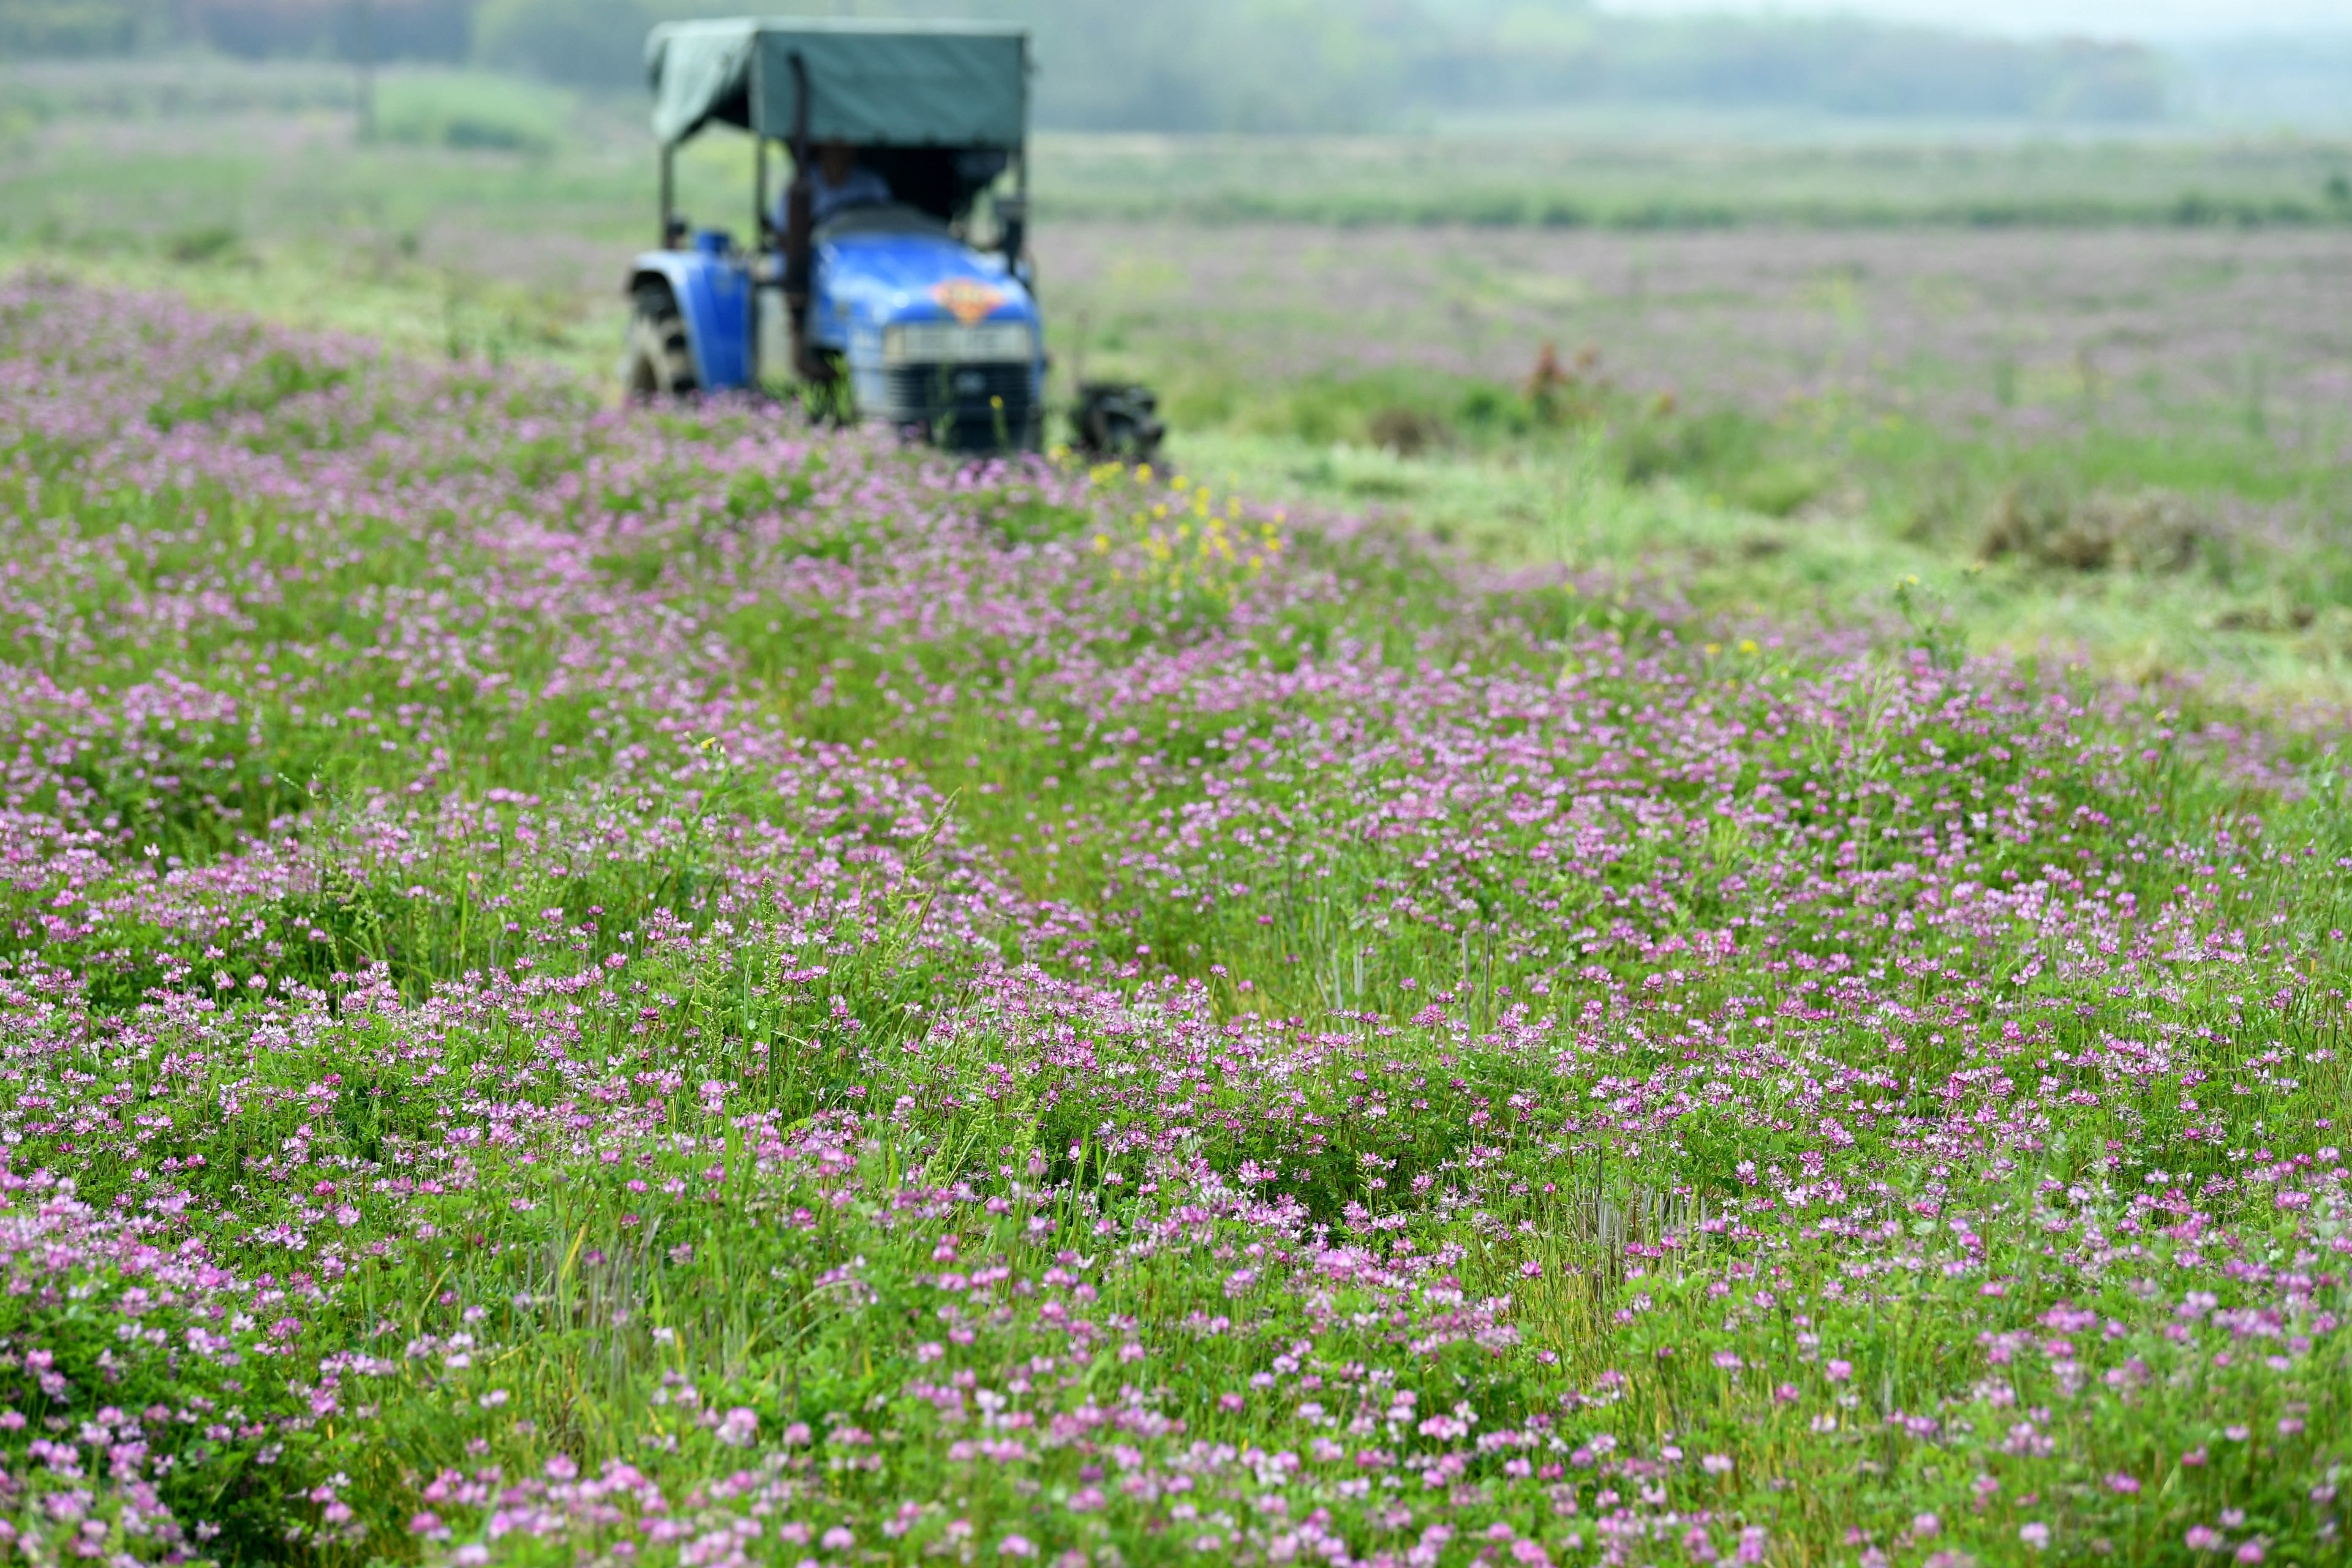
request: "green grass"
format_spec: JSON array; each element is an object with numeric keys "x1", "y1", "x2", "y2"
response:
[
  {"x1": 375, "y1": 70, "x2": 578, "y2": 155},
  {"x1": 1028, "y1": 130, "x2": 2352, "y2": 229},
  {"x1": 1107, "y1": 359, "x2": 2352, "y2": 706}
]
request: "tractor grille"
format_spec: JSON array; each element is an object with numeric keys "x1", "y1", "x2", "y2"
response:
[{"x1": 884, "y1": 361, "x2": 1036, "y2": 451}]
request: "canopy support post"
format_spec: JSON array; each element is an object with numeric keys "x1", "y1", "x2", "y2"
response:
[
  {"x1": 1004, "y1": 32, "x2": 1031, "y2": 270},
  {"x1": 659, "y1": 144, "x2": 675, "y2": 248},
  {"x1": 755, "y1": 138, "x2": 770, "y2": 249},
  {"x1": 1002, "y1": 145, "x2": 1028, "y2": 269},
  {"x1": 784, "y1": 51, "x2": 819, "y2": 383},
  {"x1": 749, "y1": 45, "x2": 768, "y2": 386}
]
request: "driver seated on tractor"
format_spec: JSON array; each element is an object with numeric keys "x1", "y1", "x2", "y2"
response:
[{"x1": 791, "y1": 140, "x2": 893, "y2": 229}]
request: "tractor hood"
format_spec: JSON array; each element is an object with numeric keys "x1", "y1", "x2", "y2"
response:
[{"x1": 810, "y1": 231, "x2": 1039, "y2": 354}]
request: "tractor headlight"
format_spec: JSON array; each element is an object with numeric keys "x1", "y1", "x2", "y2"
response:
[{"x1": 883, "y1": 321, "x2": 1035, "y2": 365}]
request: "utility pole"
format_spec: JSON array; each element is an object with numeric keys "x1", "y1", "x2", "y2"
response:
[{"x1": 353, "y1": 0, "x2": 376, "y2": 142}]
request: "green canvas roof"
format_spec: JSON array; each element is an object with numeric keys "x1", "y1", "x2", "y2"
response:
[{"x1": 645, "y1": 17, "x2": 1028, "y2": 149}]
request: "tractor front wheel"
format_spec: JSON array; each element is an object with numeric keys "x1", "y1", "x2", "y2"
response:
[{"x1": 623, "y1": 282, "x2": 695, "y2": 400}]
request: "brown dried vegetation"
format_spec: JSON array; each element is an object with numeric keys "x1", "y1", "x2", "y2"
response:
[{"x1": 1978, "y1": 483, "x2": 2206, "y2": 573}]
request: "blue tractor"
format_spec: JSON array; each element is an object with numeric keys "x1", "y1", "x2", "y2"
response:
[{"x1": 625, "y1": 16, "x2": 1103, "y2": 454}]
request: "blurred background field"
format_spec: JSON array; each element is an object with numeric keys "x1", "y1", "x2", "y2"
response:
[{"x1": 4, "y1": 0, "x2": 2352, "y2": 713}]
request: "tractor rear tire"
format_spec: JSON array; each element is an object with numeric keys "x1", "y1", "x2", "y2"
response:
[{"x1": 624, "y1": 282, "x2": 696, "y2": 400}]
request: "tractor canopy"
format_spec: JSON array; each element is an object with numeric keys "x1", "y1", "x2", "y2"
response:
[{"x1": 645, "y1": 17, "x2": 1028, "y2": 150}]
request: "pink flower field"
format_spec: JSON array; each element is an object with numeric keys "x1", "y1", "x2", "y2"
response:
[{"x1": 0, "y1": 274, "x2": 2344, "y2": 1567}]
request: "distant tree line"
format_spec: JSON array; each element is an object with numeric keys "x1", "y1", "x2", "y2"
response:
[
  {"x1": 0, "y1": 0, "x2": 472, "y2": 59},
  {"x1": 1404, "y1": 12, "x2": 2168, "y2": 123},
  {"x1": 1, "y1": 0, "x2": 152, "y2": 53},
  {"x1": 1, "y1": 0, "x2": 2173, "y2": 128}
]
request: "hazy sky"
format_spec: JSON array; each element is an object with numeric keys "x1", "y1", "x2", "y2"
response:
[{"x1": 1601, "y1": 0, "x2": 2352, "y2": 41}]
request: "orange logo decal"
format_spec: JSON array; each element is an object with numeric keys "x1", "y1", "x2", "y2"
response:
[{"x1": 931, "y1": 279, "x2": 1008, "y2": 325}]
